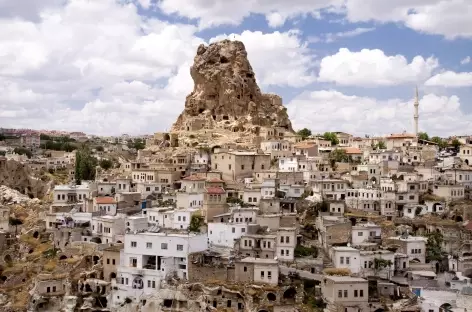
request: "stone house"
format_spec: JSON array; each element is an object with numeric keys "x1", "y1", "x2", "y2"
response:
[
  {"x1": 103, "y1": 244, "x2": 123, "y2": 281},
  {"x1": 432, "y1": 183, "x2": 465, "y2": 202},
  {"x1": 34, "y1": 274, "x2": 67, "y2": 296},
  {"x1": 311, "y1": 178, "x2": 348, "y2": 200},
  {"x1": 211, "y1": 151, "x2": 271, "y2": 181},
  {"x1": 203, "y1": 186, "x2": 228, "y2": 222},
  {"x1": 235, "y1": 257, "x2": 279, "y2": 285},
  {"x1": 316, "y1": 216, "x2": 352, "y2": 250},
  {"x1": 334, "y1": 132, "x2": 353, "y2": 147},
  {"x1": 385, "y1": 235, "x2": 427, "y2": 263},
  {"x1": 459, "y1": 144, "x2": 472, "y2": 166},
  {"x1": 321, "y1": 276, "x2": 369, "y2": 312}
]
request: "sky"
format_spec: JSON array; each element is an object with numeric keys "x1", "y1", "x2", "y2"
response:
[{"x1": 1, "y1": 0, "x2": 472, "y2": 137}]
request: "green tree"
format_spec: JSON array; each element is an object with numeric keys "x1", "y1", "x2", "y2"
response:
[
  {"x1": 431, "y1": 136, "x2": 447, "y2": 149},
  {"x1": 329, "y1": 149, "x2": 349, "y2": 163},
  {"x1": 451, "y1": 139, "x2": 461, "y2": 150},
  {"x1": 188, "y1": 214, "x2": 204, "y2": 232},
  {"x1": 99, "y1": 159, "x2": 113, "y2": 170},
  {"x1": 75, "y1": 146, "x2": 97, "y2": 184},
  {"x1": 128, "y1": 138, "x2": 145, "y2": 150},
  {"x1": 13, "y1": 147, "x2": 32, "y2": 158},
  {"x1": 425, "y1": 231, "x2": 443, "y2": 263},
  {"x1": 322, "y1": 132, "x2": 339, "y2": 145},
  {"x1": 297, "y1": 128, "x2": 312, "y2": 140},
  {"x1": 418, "y1": 132, "x2": 429, "y2": 141},
  {"x1": 95, "y1": 146, "x2": 104, "y2": 152},
  {"x1": 40, "y1": 133, "x2": 51, "y2": 140},
  {"x1": 9, "y1": 217, "x2": 23, "y2": 235},
  {"x1": 373, "y1": 258, "x2": 393, "y2": 278},
  {"x1": 376, "y1": 141, "x2": 386, "y2": 149}
]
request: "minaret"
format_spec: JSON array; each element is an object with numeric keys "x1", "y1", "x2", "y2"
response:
[{"x1": 414, "y1": 86, "x2": 419, "y2": 137}]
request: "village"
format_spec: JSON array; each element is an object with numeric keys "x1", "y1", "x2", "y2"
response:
[{"x1": 0, "y1": 40, "x2": 471, "y2": 312}]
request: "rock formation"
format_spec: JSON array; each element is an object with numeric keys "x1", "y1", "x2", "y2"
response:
[
  {"x1": 172, "y1": 40, "x2": 293, "y2": 134},
  {"x1": 0, "y1": 158, "x2": 50, "y2": 199}
]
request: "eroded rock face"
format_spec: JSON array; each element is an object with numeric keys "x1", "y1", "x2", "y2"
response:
[
  {"x1": 0, "y1": 159, "x2": 49, "y2": 199},
  {"x1": 172, "y1": 39, "x2": 293, "y2": 133}
]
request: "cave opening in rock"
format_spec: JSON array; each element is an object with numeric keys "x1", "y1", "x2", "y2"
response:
[
  {"x1": 163, "y1": 299, "x2": 173, "y2": 308},
  {"x1": 59, "y1": 255, "x2": 67, "y2": 260},
  {"x1": 33, "y1": 231, "x2": 39, "y2": 238},
  {"x1": 222, "y1": 115, "x2": 229, "y2": 120},
  {"x1": 220, "y1": 56, "x2": 229, "y2": 63},
  {"x1": 198, "y1": 108, "x2": 205, "y2": 114},
  {"x1": 267, "y1": 293, "x2": 276, "y2": 301}
]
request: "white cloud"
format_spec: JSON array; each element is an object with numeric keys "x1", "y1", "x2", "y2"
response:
[
  {"x1": 287, "y1": 90, "x2": 471, "y2": 136},
  {"x1": 0, "y1": 0, "x2": 203, "y2": 135},
  {"x1": 343, "y1": 0, "x2": 472, "y2": 39},
  {"x1": 158, "y1": 0, "x2": 336, "y2": 29},
  {"x1": 318, "y1": 48, "x2": 439, "y2": 86},
  {"x1": 210, "y1": 30, "x2": 316, "y2": 87},
  {"x1": 0, "y1": 0, "x2": 320, "y2": 135},
  {"x1": 425, "y1": 71, "x2": 472, "y2": 87},
  {"x1": 461, "y1": 56, "x2": 471, "y2": 65},
  {"x1": 325, "y1": 27, "x2": 375, "y2": 43},
  {"x1": 156, "y1": 0, "x2": 472, "y2": 39}
]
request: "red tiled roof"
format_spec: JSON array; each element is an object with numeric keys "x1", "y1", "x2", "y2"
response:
[
  {"x1": 343, "y1": 147, "x2": 362, "y2": 154},
  {"x1": 182, "y1": 175, "x2": 206, "y2": 181},
  {"x1": 96, "y1": 197, "x2": 116, "y2": 204},
  {"x1": 205, "y1": 187, "x2": 226, "y2": 194}
]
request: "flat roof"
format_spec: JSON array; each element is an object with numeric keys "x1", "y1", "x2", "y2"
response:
[
  {"x1": 240, "y1": 257, "x2": 278, "y2": 264},
  {"x1": 332, "y1": 246, "x2": 358, "y2": 252},
  {"x1": 326, "y1": 276, "x2": 367, "y2": 283}
]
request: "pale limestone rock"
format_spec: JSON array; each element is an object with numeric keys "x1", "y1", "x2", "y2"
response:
[{"x1": 172, "y1": 39, "x2": 293, "y2": 133}]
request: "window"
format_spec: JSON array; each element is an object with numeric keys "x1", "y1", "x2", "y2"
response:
[
  {"x1": 344, "y1": 290, "x2": 348, "y2": 297},
  {"x1": 286, "y1": 249, "x2": 290, "y2": 256},
  {"x1": 280, "y1": 236, "x2": 284, "y2": 243},
  {"x1": 107, "y1": 259, "x2": 110, "y2": 264},
  {"x1": 346, "y1": 257, "x2": 350, "y2": 265},
  {"x1": 161, "y1": 243, "x2": 168, "y2": 249},
  {"x1": 152, "y1": 281, "x2": 156, "y2": 288},
  {"x1": 354, "y1": 290, "x2": 358, "y2": 297},
  {"x1": 340, "y1": 257, "x2": 344, "y2": 264},
  {"x1": 177, "y1": 244, "x2": 184, "y2": 251},
  {"x1": 338, "y1": 290, "x2": 342, "y2": 298},
  {"x1": 244, "y1": 266, "x2": 247, "y2": 272},
  {"x1": 241, "y1": 165, "x2": 245, "y2": 170},
  {"x1": 281, "y1": 250, "x2": 285, "y2": 256},
  {"x1": 148, "y1": 280, "x2": 151, "y2": 288},
  {"x1": 232, "y1": 227, "x2": 235, "y2": 233},
  {"x1": 268, "y1": 271, "x2": 272, "y2": 279},
  {"x1": 131, "y1": 241, "x2": 137, "y2": 247},
  {"x1": 286, "y1": 236, "x2": 290, "y2": 243},
  {"x1": 178, "y1": 216, "x2": 181, "y2": 221},
  {"x1": 261, "y1": 271, "x2": 264, "y2": 278},
  {"x1": 358, "y1": 232, "x2": 363, "y2": 236},
  {"x1": 53, "y1": 286, "x2": 56, "y2": 292},
  {"x1": 112, "y1": 259, "x2": 115, "y2": 265},
  {"x1": 359, "y1": 290, "x2": 364, "y2": 297},
  {"x1": 146, "y1": 242, "x2": 152, "y2": 249}
]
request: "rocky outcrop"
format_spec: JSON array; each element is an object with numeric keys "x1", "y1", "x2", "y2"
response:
[
  {"x1": 0, "y1": 158, "x2": 49, "y2": 199},
  {"x1": 172, "y1": 40, "x2": 293, "y2": 134}
]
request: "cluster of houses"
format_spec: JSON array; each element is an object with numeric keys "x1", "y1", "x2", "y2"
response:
[{"x1": 22, "y1": 129, "x2": 472, "y2": 311}]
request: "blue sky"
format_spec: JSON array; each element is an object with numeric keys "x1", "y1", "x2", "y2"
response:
[{"x1": 0, "y1": 0, "x2": 471, "y2": 136}]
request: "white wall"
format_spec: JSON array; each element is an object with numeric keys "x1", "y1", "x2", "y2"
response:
[{"x1": 208, "y1": 223, "x2": 248, "y2": 247}]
